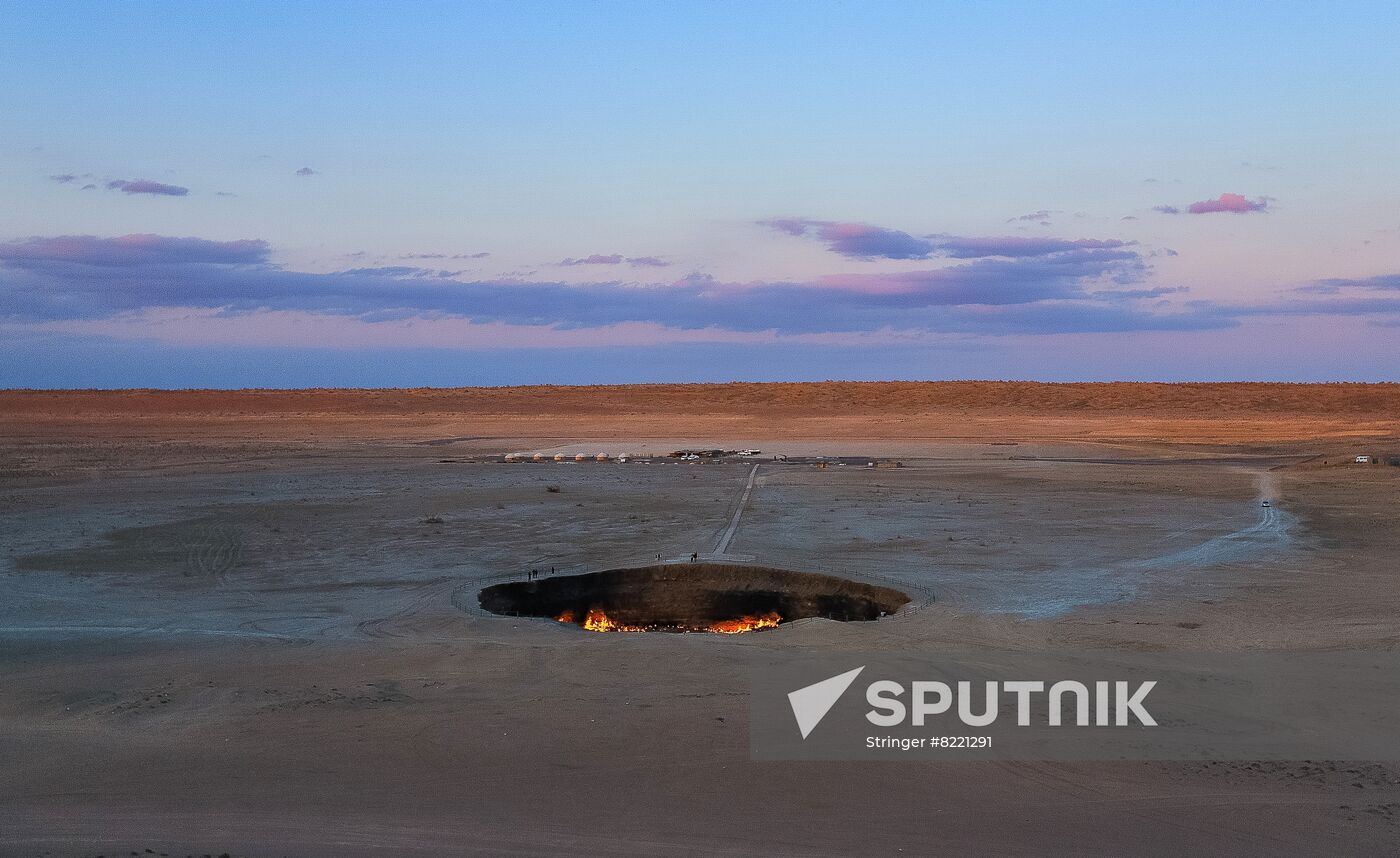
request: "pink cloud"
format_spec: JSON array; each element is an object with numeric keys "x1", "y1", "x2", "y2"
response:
[{"x1": 1186, "y1": 193, "x2": 1269, "y2": 214}]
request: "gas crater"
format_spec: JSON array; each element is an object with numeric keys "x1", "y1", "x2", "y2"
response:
[{"x1": 478, "y1": 563, "x2": 911, "y2": 634}]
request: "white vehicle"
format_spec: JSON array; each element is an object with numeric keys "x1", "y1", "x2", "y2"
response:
[{"x1": 739, "y1": 449, "x2": 762, "y2": 456}]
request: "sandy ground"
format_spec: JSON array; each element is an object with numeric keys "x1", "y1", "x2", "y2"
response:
[{"x1": 1, "y1": 385, "x2": 1398, "y2": 856}]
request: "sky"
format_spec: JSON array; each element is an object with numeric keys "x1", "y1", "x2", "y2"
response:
[{"x1": 2, "y1": 1, "x2": 1398, "y2": 387}]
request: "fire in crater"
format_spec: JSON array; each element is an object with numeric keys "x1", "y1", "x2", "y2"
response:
[
  {"x1": 478, "y1": 563, "x2": 910, "y2": 636},
  {"x1": 707, "y1": 612, "x2": 781, "y2": 634},
  {"x1": 556, "y1": 607, "x2": 782, "y2": 634}
]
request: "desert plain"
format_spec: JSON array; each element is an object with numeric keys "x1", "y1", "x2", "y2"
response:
[{"x1": 1, "y1": 382, "x2": 1398, "y2": 857}]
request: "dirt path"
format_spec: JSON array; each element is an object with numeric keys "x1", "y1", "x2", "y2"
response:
[
  {"x1": 1130, "y1": 469, "x2": 1291, "y2": 571},
  {"x1": 977, "y1": 467, "x2": 1297, "y2": 619},
  {"x1": 710, "y1": 463, "x2": 759, "y2": 560}
]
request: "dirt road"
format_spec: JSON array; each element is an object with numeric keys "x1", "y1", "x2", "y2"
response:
[{"x1": 710, "y1": 462, "x2": 760, "y2": 559}]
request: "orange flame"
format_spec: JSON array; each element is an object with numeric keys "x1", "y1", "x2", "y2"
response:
[
  {"x1": 555, "y1": 608, "x2": 781, "y2": 634},
  {"x1": 581, "y1": 608, "x2": 650, "y2": 633},
  {"x1": 708, "y1": 612, "x2": 782, "y2": 634}
]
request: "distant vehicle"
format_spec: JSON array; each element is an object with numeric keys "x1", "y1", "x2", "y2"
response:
[
  {"x1": 739, "y1": 449, "x2": 762, "y2": 456},
  {"x1": 1261, "y1": 500, "x2": 1271, "y2": 507},
  {"x1": 1354, "y1": 455, "x2": 1372, "y2": 464}
]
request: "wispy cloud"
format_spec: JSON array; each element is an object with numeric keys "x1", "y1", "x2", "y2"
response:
[
  {"x1": 927, "y1": 236, "x2": 1131, "y2": 259},
  {"x1": 560, "y1": 253, "x2": 624, "y2": 266},
  {"x1": 812, "y1": 247, "x2": 1147, "y2": 303},
  {"x1": 0, "y1": 234, "x2": 267, "y2": 267},
  {"x1": 559, "y1": 254, "x2": 671, "y2": 267},
  {"x1": 1170, "y1": 272, "x2": 1400, "y2": 323},
  {"x1": 107, "y1": 179, "x2": 189, "y2": 196},
  {"x1": 1007, "y1": 209, "x2": 1057, "y2": 224},
  {"x1": 763, "y1": 218, "x2": 1131, "y2": 261},
  {"x1": 295, "y1": 167, "x2": 317, "y2": 176},
  {"x1": 1297, "y1": 273, "x2": 1400, "y2": 295},
  {"x1": 760, "y1": 219, "x2": 935, "y2": 259}
]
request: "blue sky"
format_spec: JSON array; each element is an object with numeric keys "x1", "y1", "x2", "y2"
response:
[{"x1": 2, "y1": 1, "x2": 1398, "y2": 386}]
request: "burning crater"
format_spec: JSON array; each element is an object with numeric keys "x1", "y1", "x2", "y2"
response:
[{"x1": 478, "y1": 563, "x2": 911, "y2": 634}]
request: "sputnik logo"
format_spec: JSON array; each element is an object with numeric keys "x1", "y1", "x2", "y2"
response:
[{"x1": 788, "y1": 666, "x2": 865, "y2": 739}]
